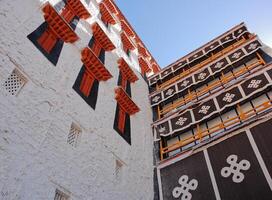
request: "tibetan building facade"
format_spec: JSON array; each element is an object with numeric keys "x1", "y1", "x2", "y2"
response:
[
  {"x1": 0, "y1": 0, "x2": 159, "y2": 199},
  {"x1": 149, "y1": 23, "x2": 272, "y2": 199},
  {"x1": 1, "y1": 0, "x2": 272, "y2": 199}
]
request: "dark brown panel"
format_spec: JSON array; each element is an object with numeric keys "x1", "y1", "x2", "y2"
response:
[{"x1": 160, "y1": 152, "x2": 216, "y2": 200}]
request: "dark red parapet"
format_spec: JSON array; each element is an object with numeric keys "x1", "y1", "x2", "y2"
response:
[
  {"x1": 81, "y1": 47, "x2": 112, "y2": 81},
  {"x1": 115, "y1": 86, "x2": 140, "y2": 115}
]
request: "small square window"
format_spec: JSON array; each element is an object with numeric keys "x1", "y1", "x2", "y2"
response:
[
  {"x1": 3, "y1": 69, "x2": 26, "y2": 96},
  {"x1": 54, "y1": 189, "x2": 69, "y2": 200},
  {"x1": 67, "y1": 123, "x2": 81, "y2": 147}
]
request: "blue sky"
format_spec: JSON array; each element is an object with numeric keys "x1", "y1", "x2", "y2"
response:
[{"x1": 115, "y1": 0, "x2": 272, "y2": 68}]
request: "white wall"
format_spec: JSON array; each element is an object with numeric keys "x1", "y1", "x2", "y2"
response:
[{"x1": 0, "y1": 0, "x2": 154, "y2": 199}]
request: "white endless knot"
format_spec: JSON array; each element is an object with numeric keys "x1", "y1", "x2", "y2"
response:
[
  {"x1": 198, "y1": 105, "x2": 210, "y2": 114},
  {"x1": 248, "y1": 43, "x2": 258, "y2": 50},
  {"x1": 214, "y1": 61, "x2": 224, "y2": 69},
  {"x1": 198, "y1": 72, "x2": 206, "y2": 80},
  {"x1": 238, "y1": 29, "x2": 243, "y2": 34},
  {"x1": 175, "y1": 117, "x2": 188, "y2": 126},
  {"x1": 158, "y1": 126, "x2": 166, "y2": 133},
  {"x1": 232, "y1": 52, "x2": 242, "y2": 59},
  {"x1": 221, "y1": 154, "x2": 250, "y2": 183},
  {"x1": 248, "y1": 79, "x2": 262, "y2": 89},
  {"x1": 172, "y1": 175, "x2": 198, "y2": 200},
  {"x1": 180, "y1": 80, "x2": 190, "y2": 87},
  {"x1": 152, "y1": 96, "x2": 160, "y2": 103},
  {"x1": 223, "y1": 93, "x2": 235, "y2": 103},
  {"x1": 166, "y1": 88, "x2": 174, "y2": 96},
  {"x1": 225, "y1": 36, "x2": 231, "y2": 40}
]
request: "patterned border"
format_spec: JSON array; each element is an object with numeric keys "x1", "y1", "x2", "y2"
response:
[
  {"x1": 153, "y1": 65, "x2": 272, "y2": 138},
  {"x1": 149, "y1": 39, "x2": 262, "y2": 106},
  {"x1": 148, "y1": 24, "x2": 249, "y2": 86}
]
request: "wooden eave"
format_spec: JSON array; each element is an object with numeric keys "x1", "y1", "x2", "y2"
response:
[
  {"x1": 42, "y1": 3, "x2": 78, "y2": 43},
  {"x1": 99, "y1": 3, "x2": 116, "y2": 25},
  {"x1": 120, "y1": 20, "x2": 135, "y2": 37},
  {"x1": 103, "y1": 0, "x2": 118, "y2": 14},
  {"x1": 138, "y1": 57, "x2": 151, "y2": 73},
  {"x1": 121, "y1": 32, "x2": 136, "y2": 51},
  {"x1": 115, "y1": 86, "x2": 140, "y2": 115},
  {"x1": 118, "y1": 58, "x2": 138, "y2": 83},
  {"x1": 91, "y1": 22, "x2": 116, "y2": 51},
  {"x1": 67, "y1": 0, "x2": 91, "y2": 19},
  {"x1": 81, "y1": 47, "x2": 112, "y2": 81}
]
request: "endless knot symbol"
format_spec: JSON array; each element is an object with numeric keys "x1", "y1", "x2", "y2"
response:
[
  {"x1": 238, "y1": 29, "x2": 243, "y2": 34},
  {"x1": 158, "y1": 126, "x2": 166, "y2": 133},
  {"x1": 198, "y1": 72, "x2": 206, "y2": 80},
  {"x1": 223, "y1": 93, "x2": 235, "y2": 103},
  {"x1": 175, "y1": 117, "x2": 188, "y2": 126},
  {"x1": 210, "y1": 45, "x2": 215, "y2": 49},
  {"x1": 166, "y1": 88, "x2": 174, "y2": 96},
  {"x1": 152, "y1": 96, "x2": 160, "y2": 103},
  {"x1": 225, "y1": 36, "x2": 231, "y2": 40},
  {"x1": 198, "y1": 105, "x2": 210, "y2": 114},
  {"x1": 172, "y1": 175, "x2": 198, "y2": 200},
  {"x1": 221, "y1": 154, "x2": 250, "y2": 183},
  {"x1": 232, "y1": 52, "x2": 242, "y2": 59},
  {"x1": 248, "y1": 43, "x2": 258, "y2": 50},
  {"x1": 163, "y1": 70, "x2": 170, "y2": 75},
  {"x1": 214, "y1": 61, "x2": 224, "y2": 69},
  {"x1": 180, "y1": 80, "x2": 190, "y2": 87},
  {"x1": 193, "y1": 54, "x2": 199, "y2": 58},
  {"x1": 248, "y1": 79, "x2": 262, "y2": 89}
]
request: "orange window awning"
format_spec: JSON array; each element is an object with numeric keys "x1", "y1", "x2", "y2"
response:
[
  {"x1": 120, "y1": 20, "x2": 135, "y2": 37},
  {"x1": 121, "y1": 32, "x2": 136, "y2": 51},
  {"x1": 66, "y1": 0, "x2": 91, "y2": 19},
  {"x1": 115, "y1": 86, "x2": 140, "y2": 115},
  {"x1": 99, "y1": 3, "x2": 117, "y2": 25},
  {"x1": 81, "y1": 47, "x2": 112, "y2": 81},
  {"x1": 151, "y1": 63, "x2": 160, "y2": 73},
  {"x1": 103, "y1": 0, "x2": 118, "y2": 14},
  {"x1": 137, "y1": 43, "x2": 149, "y2": 58},
  {"x1": 118, "y1": 58, "x2": 138, "y2": 83},
  {"x1": 91, "y1": 22, "x2": 116, "y2": 51},
  {"x1": 138, "y1": 57, "x2": 151, "y2": 73},
  {"x1": 42, "y1": 3, "x2": 78, "y2": 43}
]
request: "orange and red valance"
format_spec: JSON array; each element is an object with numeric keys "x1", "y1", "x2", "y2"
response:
[
  {"x1": 152, "y1": 63, "x2": 160, "y2": 73},
  {"x1": 115, "y1": 86, "x2": 140, "y2": 115},
  {"x1": 103, "y1": 0, "x2": 118, "y2": 14},
  {"x1": 138, "y1": 57, "x2": 151, "y2": 73},
  {"x1": 99, "y1": 3, "x2": 117, "y2": 25},
  {"x1": 137, "y1": 43, "x2": 149, "y2": 58},
  {"x1": 42, "y1": 3, "x2": 78, "y2": 43},
  {"x1": 81, "y1": 47, "x2": 112, "y2": 81},
  {"x1": 121, "y1": 32, "x2": 136, "y2": 52},
  {"x1": 120, "y1": 20, "x2": 135, "y2": 37},
  {"x1": 91, "y1": 23, "x2": 115, "y2": 51},
  {"x1": 118, "y1": 58, "x2": 138, "y2": 83},
  {"x1": 64, "y1": 0, "x2": 90, "y2": 20}
]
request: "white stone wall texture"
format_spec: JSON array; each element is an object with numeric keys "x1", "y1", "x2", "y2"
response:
[{"x1": 0, "y1": 0, "x2": 154, "y2": 199}]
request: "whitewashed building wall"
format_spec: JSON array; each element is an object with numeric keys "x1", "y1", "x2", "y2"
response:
[{"x1": 0, "y1": 0, "x2": 154, "y2": 199}]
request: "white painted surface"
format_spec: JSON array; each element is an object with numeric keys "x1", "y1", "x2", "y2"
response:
[{"x1": 0, "y1": 0, "x2": 154, "y2": 199}]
